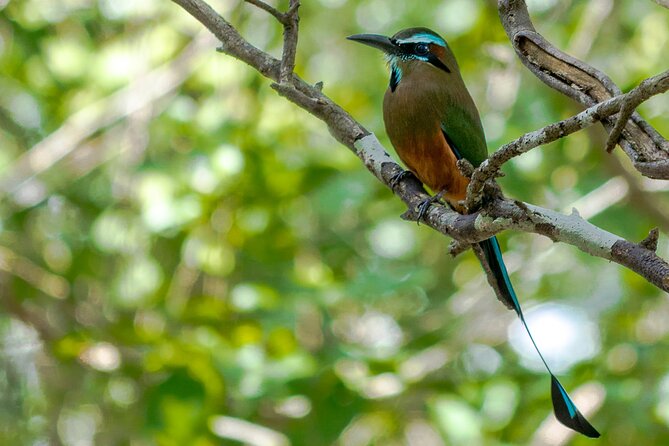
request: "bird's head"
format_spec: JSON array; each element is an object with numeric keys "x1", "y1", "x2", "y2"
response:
[{"x1": 347, "y1": 27, "x2": 456, "y2": 92}]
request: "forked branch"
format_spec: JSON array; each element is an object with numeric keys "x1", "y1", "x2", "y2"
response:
[
  {"x1": 245, "y1": 0, "x2": 301, "y2": 82},
  {"x1": 604, "y1": 71, "x2": 669, "y2": 153},
  {"x1": 498, "y1": 0, "x2": 669, "y2": 178},
  {"x1": 465, "y1": 70, "x2": 669, "y2": 210}
]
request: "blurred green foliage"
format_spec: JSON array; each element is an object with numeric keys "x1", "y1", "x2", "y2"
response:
[{"x1": 1, "y1": 0, "x2": 668, "y2": 445}]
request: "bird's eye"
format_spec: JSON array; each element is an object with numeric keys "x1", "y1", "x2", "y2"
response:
[{"x1": 415, "y1": 43, "x2": 429, "y2": 55}]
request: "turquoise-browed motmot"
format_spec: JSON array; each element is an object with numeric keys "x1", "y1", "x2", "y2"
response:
[{"x1": 348, "y1": 28, "x2": 599, "y2": 438}]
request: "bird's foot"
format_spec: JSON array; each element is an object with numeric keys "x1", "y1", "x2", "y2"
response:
[
  {"x1": 416, "y1": 191, "x2": 445, "y2": 224},
  {"x1": 389, "y1": 170, "x2": 414, "y2": 190}
]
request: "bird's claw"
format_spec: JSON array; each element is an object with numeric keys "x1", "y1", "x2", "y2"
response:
[
  {"x1": 415, "y1": 191, "x2": 445, "y2": 224},
  {"x1": 416, "y1": 198, "x2": 433, "y2": 224},
  {"x1": 389, "y1": 170, "x2": 413, "y2": 190}
]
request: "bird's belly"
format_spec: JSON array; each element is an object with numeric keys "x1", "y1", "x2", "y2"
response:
[{"x1": 394, "y1": 132, "x2": 470, "y2": 206}]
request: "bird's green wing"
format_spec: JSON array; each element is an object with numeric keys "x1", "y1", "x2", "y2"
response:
[{"x1": 440, "y1": 103, "x2": 488, "y2": 167}]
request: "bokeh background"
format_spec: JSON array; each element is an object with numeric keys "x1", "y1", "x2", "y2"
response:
[{"x1": 1, "y1": 0, "x2": 668, "y2": 445}]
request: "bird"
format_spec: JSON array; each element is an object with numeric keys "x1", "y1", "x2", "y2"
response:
[{"x1": 348, "y1": 27, "x2": 600, "y2": 438}]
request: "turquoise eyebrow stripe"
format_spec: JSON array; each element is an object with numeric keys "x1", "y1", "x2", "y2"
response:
[{"x1": 396, "y1": 33, "x2": 446, "y2": 46}]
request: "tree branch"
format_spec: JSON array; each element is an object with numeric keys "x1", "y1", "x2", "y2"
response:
[
  {"x1": 279, "y1": 0, "x2": 300, "y2": 83},
  {"x1": 245, "y1": 0, "x2": 300, "y2": 82},
  {"x1": 244, "y1": 0, "x2": 286, "y2": 23},
  {"x1": 465, "y1": 71, "x2": 669, "y2": 210},
  {"x1": 604, "y1": 71, "x2": 669, "y2": 152},
  {"x1": 170, "y1": 0, "x2": 669, "y2": 295},
  {"x1": 498, "y1": 0, "x2": 669, "y2": 179}
]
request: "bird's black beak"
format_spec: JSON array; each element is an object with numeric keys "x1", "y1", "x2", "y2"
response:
[{"x1": 347, "y1": 33, "x2": 398, "y2": 55}]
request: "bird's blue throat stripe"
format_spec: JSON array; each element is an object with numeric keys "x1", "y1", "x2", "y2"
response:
[{"x1": 389, "y1": 59, "x2": 402, "y2": 92}]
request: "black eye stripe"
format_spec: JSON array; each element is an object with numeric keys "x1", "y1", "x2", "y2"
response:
[
  {"x1": 392, "y1": 40, "x2": 437, "y2": 60},
  {"x1": 389, "y1": 38, "x2": 450, "y2": 72}
]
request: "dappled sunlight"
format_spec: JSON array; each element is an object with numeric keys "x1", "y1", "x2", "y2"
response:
[
  {"x1": 509, "y1": 303, "x2": 601, "y2": 373},
  {"x1": 79, "y1": 342, "x2": 122, "y2": 372},
  {"x1": 332, "y1": 310, "x2": 404, "y2": 357},
  {"x1": 209, "y1": 415, "x2": 289, "y2": 446},
  {"x1": 431, "y1": 397, "x2": 483, "y2": 445},
  {"x1": 462, "y1": 344, "x2": 503, "y2": 377},
  {"x1": 367, "y1": 219, "x2": 417, "y2": 259}
]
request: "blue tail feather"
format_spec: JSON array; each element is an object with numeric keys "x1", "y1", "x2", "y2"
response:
[{"x1": 478, "y1": 236, "x2": 600, "y2": 438}]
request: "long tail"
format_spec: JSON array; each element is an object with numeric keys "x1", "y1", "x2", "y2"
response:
[{"x1": 478, "y1": 237, "x2": 600, "y2": 438}]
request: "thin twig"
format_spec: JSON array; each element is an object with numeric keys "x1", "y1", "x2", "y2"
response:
[
  {"x1": 604, "y1": 102, "x2": 638, "y2": 153},
  {"x1": 244, "y1": 0, "x2": 286, "y2": 23},
  {"x1": 640, "y1": 228, "x2": 660, "y2": 252},
  {"x1": 279, "y1": 0, "x2": 300, "y2": 83},
  {"x1": 448, "y1": 240, "x2": 472, "y2": 257},
  {"x1": 604, "y1": 71, "x2": 669, "y2": 153},
  {"x1": 243, "y1": 0, "x2": 300, "y2": 82}
]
